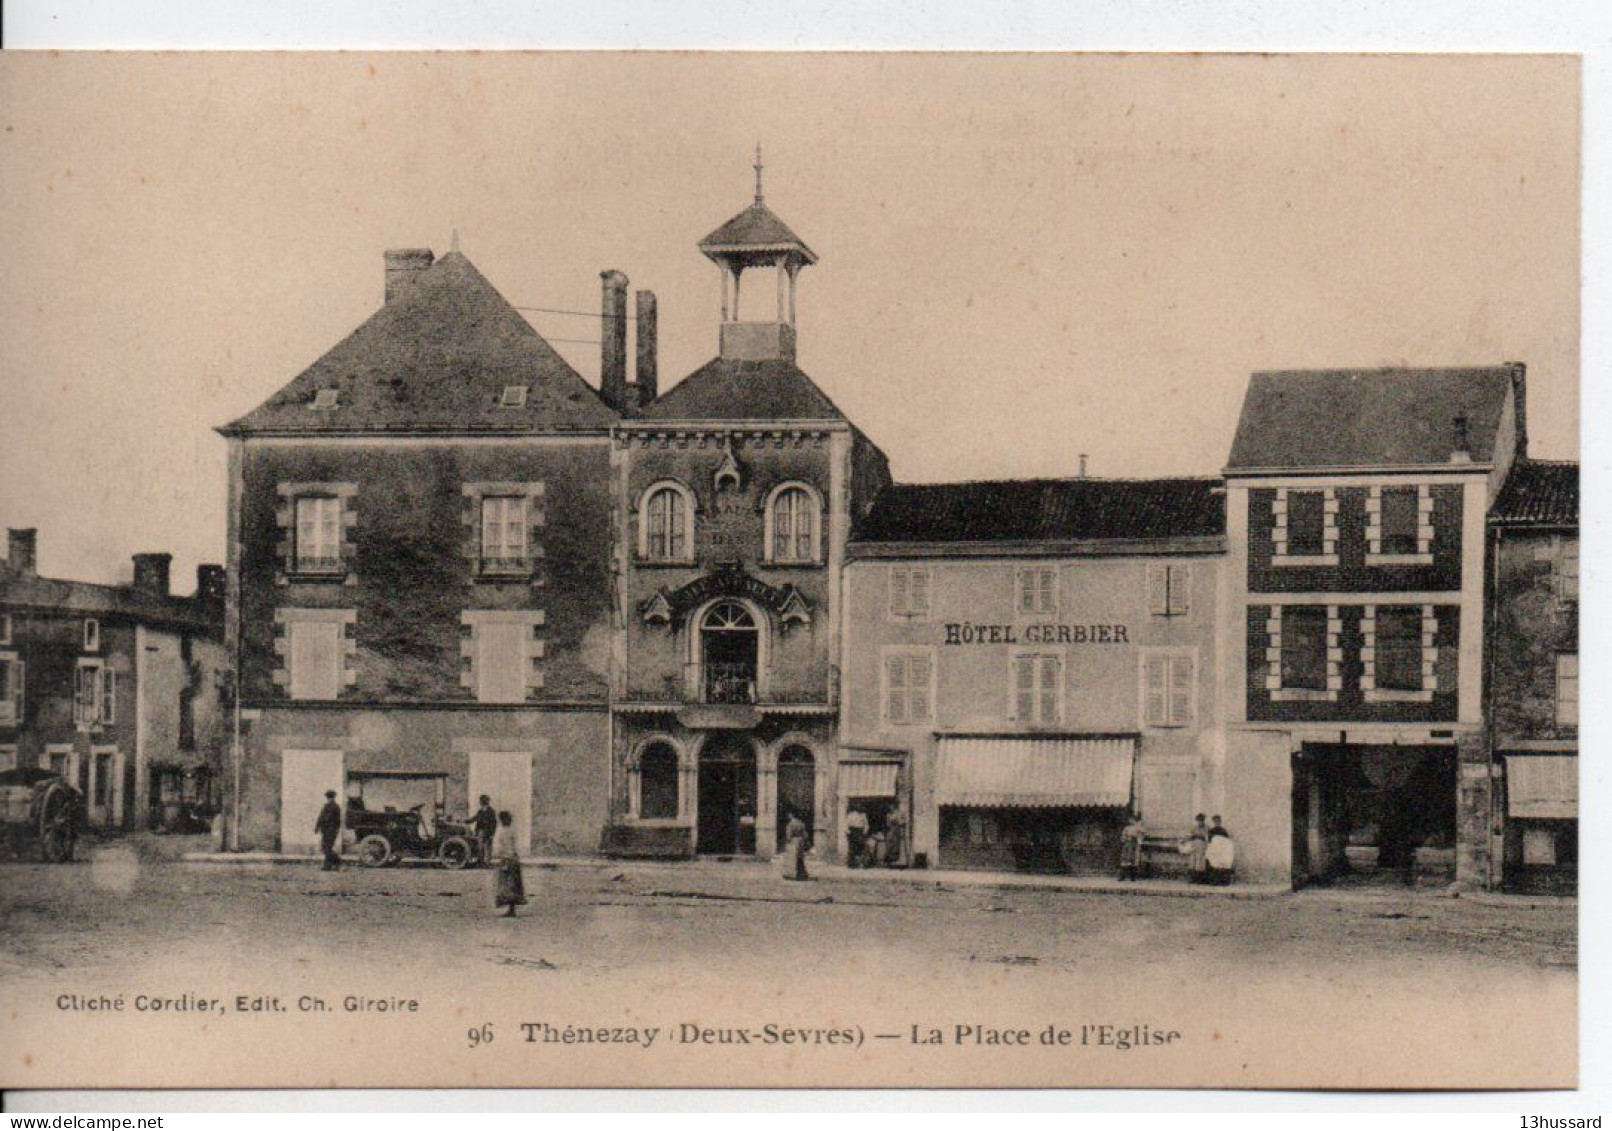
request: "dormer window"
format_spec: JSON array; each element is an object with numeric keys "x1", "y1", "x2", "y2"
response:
[
  {"x1": 500, "y1": 385, "x2": 529, "y2": 408},
  {"x1": 764, "y1": 483, "x2": 821, "y2": 565},
  {"x1": 311, "y1": 388, "x2": 340, "y2": 410}
]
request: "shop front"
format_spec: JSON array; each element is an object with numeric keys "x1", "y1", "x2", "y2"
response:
[
  {"x1": 837, "y1": 755, "x2": 905, "y2": 866},
  {"x1": 1501, "y1": 753, "x2": 1576, "y2": 895}
]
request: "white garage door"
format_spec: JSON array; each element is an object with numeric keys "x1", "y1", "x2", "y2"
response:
[
  {"x1": 469, "y1": 750, "x2": 533, "y2": 855},
  {"x1": 281, "y1": 749, "x2": 345, "y2": 853}
]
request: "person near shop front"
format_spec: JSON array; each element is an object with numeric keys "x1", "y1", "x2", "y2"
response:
[
  {"x1": 884, "y1": 808, "x2": 906, "y2": 868},
  {"x1": 491, "y1": 810, "x2": 527, "y2": 917},
  {"x1": 315, "y1": 790, "x2": 343, "y2": 871},
  {"x1": 845, "y1": 806, "x2": 870, "y2": 868},
  {"x1": 1182, "y1": 813, "x2": 1210, "y2": 884},
  {"x1": 471, "y1": 794, "x2": 498, "y2": 866},
  {"x1": 1206, "y1": 815, "x2": 1235, "y2": 886},
  {"x1": 1118, "y1": 812, "x2": 1147, "y2": 882},
  {"x1": 782, "y1": 811, "x2": 810, "y2": 881}
]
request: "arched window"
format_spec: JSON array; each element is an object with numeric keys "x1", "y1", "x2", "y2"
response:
[
  {"x1": 640, "y1": 482, "x2": 694, "y2": 562},
  {"x1": 767, "y1": 483, "x2": 820, "y2": 564},
  {"x1": 638, "y1": 742, "x2": 680, "y2": 821}
]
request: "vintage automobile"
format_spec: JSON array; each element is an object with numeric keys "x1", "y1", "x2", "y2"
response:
[
  {"x1": 344, "y1": 771, "x2": 478, "y2": 869},
  {"x1": 0, "y1": 767, "x2": 86, "y2": 863}
]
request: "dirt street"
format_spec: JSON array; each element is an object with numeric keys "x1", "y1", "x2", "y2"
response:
[{"x1": 0, "y1": 839, "x2": 1579, "y2": 1090}]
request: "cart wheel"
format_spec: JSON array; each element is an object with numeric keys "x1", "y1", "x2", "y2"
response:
[
  {"x1": 357, "y1": 834, "x2": 392, "y2": 868},
  {"x1": 40, "y1": 825, "x2": 72, "y2": 863},
  {"x1": 39, "y1": 786, "x2": 77, "y2": 863},
  {"x1": 438, "y1": 837, "x2": 473, "y2": 870}
]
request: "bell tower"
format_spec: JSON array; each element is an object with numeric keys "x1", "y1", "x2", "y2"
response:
[{"x1": 698, "y1": 146, "x2": 817, "y2": 363}]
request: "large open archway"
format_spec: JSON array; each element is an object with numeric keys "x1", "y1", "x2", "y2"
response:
[
  {"x1": 775, "y1": 745, "x2": 816, "y2": 852},
  {"x1": 697, "y1": 734, "x2": 758, "y2": 855}
]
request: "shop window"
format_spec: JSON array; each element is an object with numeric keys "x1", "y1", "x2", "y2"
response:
[
  {"x1": 1280, "y1": 607, "x2": 1328, "y2": 691},
  {"x1": 1146, "y1": 563, "x2": 1192, "y2": 617},
  {"x1": 888, "y1": 566, "x2": 931, "y2": 619},
  {"x1": 640, "y1": 482, "x2": 694, "y2": 563},
  {"x1": 883, "y1": 650, "x2": 934, "y2": 724},
  {"x1": 766, "y1": 483, "x2": 820, "y2": 564},
  {"x1": 0, "y1": 654, "x2": 21, "y2": 725},
  {"x1": 1380, "y1": 488, "x2": 1420, "y2": 555},
  {"x1": 1015, "y1": 567, "x2": 1057, "y2": 615},
  {"x1": 1375, "y1": 607, "x2": 1424, "y2": 691},
  {"x1": 1556, "y1": 654, "x2": 1578, "y2": 728},
  {"x1": 1142, "y1": 652, "x2": 1195, "y2": 728},
  {"x1": 638, "y1": 743, "x2": 680, "y2": 820},
  {"x1": 1285, "y1": 492, "x2": 1326, "y2": 556},
  {"x1": 1011, "y1": 654, "x2": 1062, "y2": 724}
]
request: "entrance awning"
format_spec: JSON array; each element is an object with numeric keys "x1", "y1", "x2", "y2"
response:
[
  {"x1": 839, "y1": 761, "x2": 900, "y2": 798},
  {"x1": 1506, "y1": 755, "x2": 1577, "y2": 820},
  {"x1": 937, "y1": 736, "x2": 1135, "y2": 809}
]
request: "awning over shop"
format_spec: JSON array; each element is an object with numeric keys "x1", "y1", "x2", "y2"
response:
[
  {"x1": 1506, "y1": 755, "x2": 1578, "y2": 820},
  {"x1": 839, "y1": 761, "x2": 900, "y2": 798},
  {"x1": 937, "y1": 736, "x2": 1135, "y2": 809}
]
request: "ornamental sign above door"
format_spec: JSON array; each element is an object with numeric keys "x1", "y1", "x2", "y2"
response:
[{"x1": 639, "y1": 561, "x2": 812, "y2": 631}]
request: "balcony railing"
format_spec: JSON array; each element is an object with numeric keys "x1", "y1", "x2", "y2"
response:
[
  {"x1": 618, "y1": 664, "x2": 840, "y2": 708},
  {"x1": 478, "y1": 552, "x2": 532, "y2": 576},
  {"x1": 292, "y1": 554, "x2": 345, "y2": 575},
  {"x1": 702, "y1": 662, "x2": 758, "y2": 705}
]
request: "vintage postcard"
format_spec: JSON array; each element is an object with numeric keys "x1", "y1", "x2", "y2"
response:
[{"x1": 0, "y1": 52, "x2": 1579, "y2": 1090}]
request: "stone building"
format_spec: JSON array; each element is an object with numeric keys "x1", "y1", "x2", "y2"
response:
[
  {"x1": 1220, "y1": 366, "x2": 1527, "y2": 887},
  {"x1": 1485, "y1": 459, "x2": 1577, "y2": 894},
  {"x1": 604, "y1": 181, "x2": 891, "y2": 860},
  {"x1": 0, "y1": 528, "x2": 227, "y2": 830},
  {"x1": 838, "y1": 478, "x2": 1226, "y2": 872}
]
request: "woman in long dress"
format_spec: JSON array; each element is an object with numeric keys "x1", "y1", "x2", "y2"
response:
[
  {"x1": 491, "y1": 810, "x2": 526, "y2": 917},
  {"x1": 1182, "y1": 813, "x2": 1210, "y2": 884},
  {"x1": 781, "y1": 812, "x2": 809, "y2": 881}
]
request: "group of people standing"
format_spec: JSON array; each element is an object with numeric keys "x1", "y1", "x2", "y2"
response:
[
  {"x1": 843, "y1": 806, "x2": 905, "y2": 869},
  {"x1": 1117, "y1": 811, "x2": 1237, "y2": 885}
]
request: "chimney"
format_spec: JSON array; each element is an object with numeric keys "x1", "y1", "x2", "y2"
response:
[
  {"x1": 1507, "y1": 361, "x2": 1528, "y2": 460},
  {"x1": 634, "y1": 289, "x2": 659, "y2": 408},
  {"x1": 1451, "y1": 414, "x2": 1472, "y2": 464},
  {"x1": 384, "y1": 248, "x2": 435, "y2": 304},
  {"x1": 600, "y1": 270, "x2": 630, "y2": 412},
  {"x1": 132, "y1": 552, "x2": 172, "y2": 597},
  {"x1": 1078, "y1": 454, "x2": 1089, "y2": 479},
  {"x1": 7, "y1": 528, "x2": 37, "y2": 576},
  {"x1": 196, "y1": 564, "x2": 226, "y2": 608}
]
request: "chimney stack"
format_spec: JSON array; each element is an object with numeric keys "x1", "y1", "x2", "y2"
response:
[
  {"x1": 600, "y1": 270, "x2": 630, "y2": 412},
  {"x1": 1078, "y1": 454, "x2": 1089, "y2": 479},
  {"x1": 196, "y1": 564, "x2": 226, "y2": 608},
  {"x1": 6, "y1": 529, "x2": 37, "y2": 576},
  {"x1": 384, "y1": 248, "x2": 435, "y2": 304},
  {"x1": 132, "y1": 552, "x2": 172, "y2": 597},
  {"x1": 1451, "y1": 414, "x2": 1472, "y2": 463},
  {"x1": 634, "y1": 289, "x2": 659, "y2": 408},
  {"x1": 1507, "y1": 361, "x2": 1528, "y2": 460}
]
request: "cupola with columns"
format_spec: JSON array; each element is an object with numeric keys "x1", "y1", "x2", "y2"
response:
[{"x1": 697, "y1": 146, "x2": 817, "y2": 363}]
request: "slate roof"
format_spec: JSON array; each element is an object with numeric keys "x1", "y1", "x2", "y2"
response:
[
  {"x1": 634, "y1": 357, "x2": 848, "y2": 423},
  {"x1": 699, "y1": 202, "x2": 817, "y2": 264},
  {"x1": 1226, "y1": 366, "x2": 1520, "y2": 471},
  {"x1": 1491, "y1": 460, "x2": 1579, "y2": 527},
  {"x1": 220, "y1": 251, "x2": 617, "y2": 435},
  {"x1": 0, "y1": 570, "x2": 219, "y2": 636},
  {"x1": 851, "y1": 478, "x2": 1226, "y2": 545}
]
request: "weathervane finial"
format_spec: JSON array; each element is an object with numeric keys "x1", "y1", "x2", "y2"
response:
[{"x1": 754, "y1": 142, "x2": 764, "y2": 204}]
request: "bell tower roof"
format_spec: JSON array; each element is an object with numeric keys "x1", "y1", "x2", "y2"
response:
[{"x1": 698, "y1": 146, "x2": 817, "y2": 267}]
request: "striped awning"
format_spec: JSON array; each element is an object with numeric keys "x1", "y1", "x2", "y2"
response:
[
  {"x1": 1507, "y1": 755, "x2": 1577, "y2": 820},
  {"x1": 937, "y1": 736, "x2": 1135, "y2": 809},
  {"x1": 839, "y1": 761, "x2": 900, "y2": 798}
]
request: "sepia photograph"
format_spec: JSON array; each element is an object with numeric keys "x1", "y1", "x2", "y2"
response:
[{"x1": 0, "y1": 50, "x2": 1581, "y2": 1091}]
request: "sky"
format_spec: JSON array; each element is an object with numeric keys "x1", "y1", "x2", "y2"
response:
[{"x1": 0, "y1": 53, "x2": 1580, "y2": 588}]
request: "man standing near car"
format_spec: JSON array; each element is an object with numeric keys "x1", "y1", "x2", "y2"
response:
[
  {"x1": 472, "y1": 794, "x2": 498, "y2": 866},
  {"x1": 315, "y1": 789, "x2": 343, "y2": 871}
]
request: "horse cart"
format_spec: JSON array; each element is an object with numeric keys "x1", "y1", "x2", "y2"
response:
[
  {"x1": 344, "y1": 770, "x2": 478, "y2": 869},
  {"x1": 0, "y1": 767, "x2": 86, "y2": 863}
]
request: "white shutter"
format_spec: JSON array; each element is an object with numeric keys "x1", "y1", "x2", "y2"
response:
[
  {"x1": 1168, "y1": 656, "x2": 1194, "y2": 726},
  {"x1": 908, "y1": 654, "x2": 933, "y2": 720},
  {"x1": 910, "y1": 569, "x2": 930, "y2": 615},
  {"x1": 1038, "y1": 656, "x2": 1061, "y2": 723},
  {"x1": 885, "y1": 655, "x2": 908, "y2": 723},
  {"x1": 1168, "y1": 565, "x2": 1192, "y2": 616},
  {"x1": 1147, "y1": 564, "x2": 1168, "y2": 616},
  {"x1": 1013, "y1": 657, "x2": 1035, "y2": 720},
  {"x1": 475, "y1": 622, "x2": 529, "y2": 705},
  {"x1": 1143, "y1": 656, "x2": 1167, "y2": 726},
  {"x1": 289, "y1": 621, "x2": 342, "y2": 701},
  {"x1": 100, "y1": 668, "x2": 117, "y2": 724},
  {"x1": 889, "y1": 568, "x2": 909, "y2": 616},
  {"x1": 11, "y1": 659, "x2": 22, "y2": 723}
]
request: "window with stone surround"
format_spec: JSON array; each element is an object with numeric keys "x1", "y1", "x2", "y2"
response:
[
  {"x1": 277, "y1": 483, "x2": 357, "y2": 580},
  {"x1": 1367, "y1": 485, "x2": 1434, "y2": 564},
  {"x1": 460, "y1": 610, "x2": 545, "y2": 704},
  {"x1": 1556, "y1": 654, "x2": 1577, "y2": 728},
  {"x1": 1267, "y1": 604, "x2": 1339, "y2": 701},
  {"x1": 0, "y1": 653, "x2": 22, "y2": 725},
  {"x1": 1361, "y1": 604, "x2": 1437, "y2": 702},
  {"x1": 273, "y1": 608, "x2": 356, "y2": 701},
  {"x1": 1272, "y1": 488, "x2": 1338, "y2": 566},
  {"x1": 462, "y1": 482, "x2": 544, "y2": 580},
  {"x1": 764, "y1": 482, "x2": 822, "y2": 565},
  {"x1": 640, "y1": 482, "x2": 694, "y2": 563}
]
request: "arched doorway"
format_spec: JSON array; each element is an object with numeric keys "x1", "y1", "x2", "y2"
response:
[
  {"x1": 775, "y1": 745, "x2": 816, "y2": 852},
  {"x1": 638, "y1": 742, "x2": 680, "y2": 821},
  {"x1": 697, "y1": 735, "x2": 757, "y2": 855},
  {"x1": 699, "y1": 600, "x2": 759, "y2": 704}
]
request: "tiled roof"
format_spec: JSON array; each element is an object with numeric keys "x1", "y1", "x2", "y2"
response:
[
  {"x1": 0, "y1": 571, "x2": 220, "y2": 635},
  {"x1": 699, "y1": 202, "x2": 816, "y2": 263},
  {"x1": 851, "y1": 478, "x2": 1226, "y2": 545},
  {"x1": 634, "y1": 357, "x2": 848, "y2": 422},
  {"x1": 1491, "y1": 459, "x2": 1578, "y2": 527},
  {"x1": 1226, "y1": 366, "x2": 1520, "y2": 471},
  {"x1": 220, "y1": 251, "x2": 617, "y2": 435}
]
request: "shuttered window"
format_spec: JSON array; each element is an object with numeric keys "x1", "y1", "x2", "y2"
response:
[
  {"x1": 1012, "y1": 654, "x2": 1062, "y2": 724},
  {"x1": 73, "y1": 662, "x2": 111, "y2": 725},
  {"x1": 1558, "y1": 538, "x2": 1579, "y2": 602},
  {"x1": 1143, "y1": 653, "x2": 1195, "y2": 727},
  {"x1": 287, "y1": 620, "x2": 343, "y2": 701},
  {"x1": 1147, "y1": 563, "x2": 1192, "y2": 616},
  {"x1": 0, "y1": 656, "x2": 21, "y2": 725},
  {"x1": 1556, "y1": 654, "x2": 1578, "y2": 728},
  {"x1": 884, "y1": 651, "x2": 934, "y2": 724},
  {"x1": 889, "y1": 566, "x2": 931, "y2": 618},
  {"x1": 1016, "y1": 568, "x2": 1057, "y2": 614},
  {"x1": 1280, "y1": 607, "x2": 1328, "y2": 691}
]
